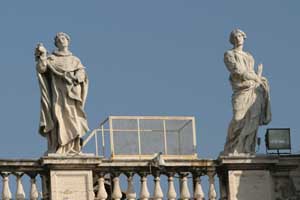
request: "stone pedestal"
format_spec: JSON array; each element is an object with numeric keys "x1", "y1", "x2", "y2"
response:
[
  {"x1": 228, "y1": 170, "x2": 272, "y2": 200},
  {"x1": 40, "y1": 155, "x2": 102, "y2": 200},
  {"x1": 218, "y1": 155, "x2": 277, "y2": 200},
  {"x1": 50, "y1": 170, "x2": 94, "y2": 200},
  {"x1": 218, "y1": 155, "x2": 300, "y2": 200}
]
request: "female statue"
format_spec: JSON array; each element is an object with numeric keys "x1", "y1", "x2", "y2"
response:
[
  {"x1": 223, "y1": 29, "x2": 271, "y2": 155},
  {"x1": 35, "y1": 32, "x2": 89, "y2": 154}
]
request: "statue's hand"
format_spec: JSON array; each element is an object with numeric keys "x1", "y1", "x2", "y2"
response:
[
  {"x1": 35, "y1": 43, "x2": 48, "y2": 73},
  {"x1": 75, "y1": 69, "x2": 86, "y2": 83},
  {"x1": 35, "y1": 43, "x2": 47, "y2": 59},
  {"x1": 257, "y1": 63, "x2": 263, "y2": 77}
]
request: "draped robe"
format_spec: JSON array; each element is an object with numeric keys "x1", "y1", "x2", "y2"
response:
[
  {"x1": 37, "y1": 51, "x2": 89, "y2": 154},
  {"x1": 223, "y1": 49, "x2": 271, "y2": 154}
]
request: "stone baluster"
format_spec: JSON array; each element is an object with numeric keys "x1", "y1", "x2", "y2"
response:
[
  {"x1": 15, "y1": 172, "x2": 26, "y2": 200},
  {"x1": 96, "y1": 173, "x2": 108, "y2": 200},
  {"x1": 111, "y1": 174, "x2": 122, "y2": 200},
  {"x1": 180, "y1": 173, "x2": 190, "y2": 200},
  {"x1": 153, "y1": 172, "x2": 163, "y2": 200},
  {"x1": 139, "y1": 173, "x2": 150, "y2": 200},
  {"x1": 207, "y1": 171, "x2": 217, "y2": 200},
  {"x1": 167, "y1": 173, "x2": 177, "y2": 200},
  {"x1": 193, "y1": 176, "x2": 205, "y2": 200},
  {"x1": 126, "y1": 173, "x2": 136, "y2": 200},
  {"x1": 40, "y1": 173, "x2": 49, "y2": 200},
  {"x1": 1, "y1": 172, "x2": 12, "y2": 200},
  {"x1": 29, "y1": 174, "x2": 39, "y2": 200}
]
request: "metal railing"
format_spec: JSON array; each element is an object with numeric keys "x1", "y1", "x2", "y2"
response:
[{"x1": 82, "y1": 116, "x2": 197, "y2": 160}]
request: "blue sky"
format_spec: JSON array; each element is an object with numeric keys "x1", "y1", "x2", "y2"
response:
[{"x1": 0, "y1": 1, "x2": 299, "y2": 159}]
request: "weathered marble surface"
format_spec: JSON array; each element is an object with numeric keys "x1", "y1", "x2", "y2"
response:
[
  {"x1": 35, "y1": 32, "x2": 89, "y2": 155},
  {"x1": 50, "y1": 170, "x2": 94, "y2": 200},
  {"x1": 223, "y1": 29, "x2": 271, "y2": 155},
  {"x1": 219, "y1": 155, "x2": 300, "y2": 200},
  {"x1": 228, "y1": 170, "x2": 272, "y2": 200},
  {"x1": 273, "y1": 169, "x2": 300, "y2": 199}
]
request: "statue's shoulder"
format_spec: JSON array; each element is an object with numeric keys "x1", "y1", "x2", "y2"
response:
[
  {"x1": 70, "y1": 55, "x2": 83, "y2": 66},
  {"x1": 70, "y1": 55, "x2": 81, "y2": 62},
  {"x1": 224, "y1": 49, "x2": 235, "y2": 58},
  {"x1": 244, "y1": 51, "x2": 254, "y2": 58}
]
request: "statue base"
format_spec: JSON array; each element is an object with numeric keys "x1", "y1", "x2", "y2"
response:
[
  {"x1": 227, "y1": 170, "x2": 272, "y2": 200},
  {"x1": 219, "y1": 150, "x2": 257, "y2": 158},
  {"x1": 217, "y1": 155, "x2": 300, "y2": 200},
  {"x1": 50, "y1": 170, "x2": 94, "y2": 200},
  {"x1": 46, "y1": 153, "x2": 95, "y2": 157},
  {"x1": 40, "y1": 155, "x2": 102, "y2": 200}
]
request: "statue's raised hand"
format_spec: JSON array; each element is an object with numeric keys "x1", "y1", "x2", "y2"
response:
[
  {"x1": 257, "y1": 63, "x2": 263, "y2": 77},
  {"x1": 35, "y1": 43, "x2": 47, "y2": 60}
]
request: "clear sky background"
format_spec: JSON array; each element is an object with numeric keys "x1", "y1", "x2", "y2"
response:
[{"x1": 0, "y1": 1, "x2": 299, "y2": 160}]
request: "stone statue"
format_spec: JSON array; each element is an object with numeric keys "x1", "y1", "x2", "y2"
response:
[
  {"x1": 35, "y1": 32, "x2": 89, "y2": 154},
  {"x1": 223, "y1": 29, "x2": 271, "y2": 155}
]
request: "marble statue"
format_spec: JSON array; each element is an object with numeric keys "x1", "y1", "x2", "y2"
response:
[
  {"x1": 35, "y1": 32, "x2": 89, "y2": 154},
  {"x1": 223, "y1": 29, "x2": 271, "y2": 155}
]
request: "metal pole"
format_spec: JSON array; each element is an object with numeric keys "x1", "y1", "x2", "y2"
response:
[
  {"x1": 101, "y1": 125, "x2": 105, "y2": 157},
  {"x1": 137, "y1": 118, "x2": 141, "y2": 157},
  {"x1": 163, "y1": 120, "x2": 168, "y2": 154},
  {"x1": 109, "y1": 117, "x2": 114, "y2": 158},
  {"x1": 95, "y1": 130, "x2": 99, "y2": 156}
]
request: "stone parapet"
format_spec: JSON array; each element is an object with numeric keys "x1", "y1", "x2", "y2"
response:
[{"x1": 217, "y1": 154, "x2": 300, "y2": 200}]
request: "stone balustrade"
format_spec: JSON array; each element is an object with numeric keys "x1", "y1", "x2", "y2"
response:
[
  {"x1": 0, "y1": 160, "x2": 44, "y2": 200},
  {"x1": 0, "y1": 156, "x2": 299, "y2": 199},
  {"x1": 0, "y1": 172, "x2": 41, "y2": 200},
  {"x1": 93, "y1": 159, "x2": 217, "y2": 200},
  {"x1": 95, "y1": 172, "x2": 215, "y2": 200},
  {"x1": 0, "y1": 158, "x2": 218, "y2": 200}
]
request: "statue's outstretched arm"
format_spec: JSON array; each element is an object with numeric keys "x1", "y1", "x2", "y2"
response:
[{"x1": 35, "y1": 43, "x2": 48, "y2": 73}]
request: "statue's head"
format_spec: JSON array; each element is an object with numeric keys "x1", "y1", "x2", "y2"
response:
[
  {"x1": 229, "y1": 29, "x2": 247, "y2": 46},
  {"x1": 54, "y1": 32, "x2": 71, "y2": 49}
]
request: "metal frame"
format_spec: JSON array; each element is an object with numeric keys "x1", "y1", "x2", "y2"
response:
[{"x1": 83, "y1": 116, "x2": 198, "y2": 160}]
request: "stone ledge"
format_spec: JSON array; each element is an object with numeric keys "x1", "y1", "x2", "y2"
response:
[
  {"x1": 218, "y1": 154, "x2": 279, "y2": 164},
  {"x1": 40, "y1": 155, "x2": 103, "y2": 170},
  {"x1": 217, "y1": 154, "x2": 300, "y2": 171}
]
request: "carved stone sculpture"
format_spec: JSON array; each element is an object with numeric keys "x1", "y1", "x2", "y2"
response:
[
  {"x1": 223, "y1": 29, "x2": 271, "y2": 155},
  {"x1": 35, "y1": 32, "x2": 89, "y2": 154}
]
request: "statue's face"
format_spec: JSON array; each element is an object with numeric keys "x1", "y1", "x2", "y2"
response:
[
  {"x1": 233, "y1": 32, "x2": 244, "y2": 47},
  {"x1": 56, "y1": 35, "x2": 69, "y2": 49}
]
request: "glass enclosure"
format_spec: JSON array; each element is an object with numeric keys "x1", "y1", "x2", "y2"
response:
[{"x1": 83, "y1": 116, "x2": 198, "y2": 160}]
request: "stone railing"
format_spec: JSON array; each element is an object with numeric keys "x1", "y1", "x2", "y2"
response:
[
  {"x1": 0, "y1": 155, "x2": 299, "y2": 199},
  {"x1": 92, "y1": 159, "x2": 218, "y2": 200},
  {"x1": 0, "y1": 158, "x2": 218, "y2": 200},
  {"x1": 0, "y1": 159, "x2": 45, "y2": 200}
]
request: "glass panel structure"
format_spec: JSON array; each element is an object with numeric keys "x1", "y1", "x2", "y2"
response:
[{"x1": 85, "y1": 116, "x2": 198, "y2": 160}]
